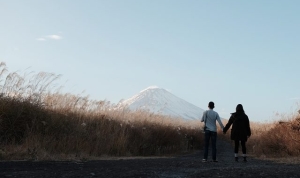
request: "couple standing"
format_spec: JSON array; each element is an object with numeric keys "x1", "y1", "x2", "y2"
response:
[{"x1": 201, "y1": 101, "x2": 251, "y2": 162}]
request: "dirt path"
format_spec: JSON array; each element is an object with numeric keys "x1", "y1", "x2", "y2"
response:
[{"x1": 0, "y1": 140, "x2": 299, "y2": 178}]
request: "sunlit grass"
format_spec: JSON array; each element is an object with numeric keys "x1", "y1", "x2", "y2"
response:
[
  {"x1": 0, "y1": 62, "x2": 203, "y2": 160},
  {"x1": 249, "y1": 116, "x2": 300, "y2": 157},
  {"x1": 0, "y1": 61, "x2": 299, "y2": 160}
]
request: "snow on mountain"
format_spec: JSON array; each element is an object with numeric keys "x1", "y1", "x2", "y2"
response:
[{"x1": 117, "y1": 86, "x2": 205, "y2": 120}]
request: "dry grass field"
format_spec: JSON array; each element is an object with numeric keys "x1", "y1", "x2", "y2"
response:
[
  {"x1": 0, "y1": 62, "x2": 203, "y2": 160},
  {"x1": 248, "y1": 117, "x2": 300, "y2": 157},
  {"x1": 0, "y1": 62, "x2": 299, "y2": 160}
]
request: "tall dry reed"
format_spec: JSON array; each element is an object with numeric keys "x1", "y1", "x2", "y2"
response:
[
  {"x1": 248, "y1": 117, "x2": 300, "y2": 157},
  {"x1": 0, "y1": 62, "x2": 203, "y2": 160},
  {"x1": 2, "y1": 61, "x2": 298, "y2": 160}
]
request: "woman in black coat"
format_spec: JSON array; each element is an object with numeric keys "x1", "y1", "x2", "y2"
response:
[{"x1": 223, "y1": 104, "x2": 251, "y2": 162}]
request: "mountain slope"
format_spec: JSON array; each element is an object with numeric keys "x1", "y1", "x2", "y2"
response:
[{"x1": 118, "y1": 86, "x2": 205, "y2": 120}]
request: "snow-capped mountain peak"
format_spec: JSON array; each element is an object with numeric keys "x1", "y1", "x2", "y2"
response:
[{"x1": 118, "y1": 86, "x2": 205, "y2": 120}]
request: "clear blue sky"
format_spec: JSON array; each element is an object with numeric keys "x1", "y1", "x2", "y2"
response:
[{"x1": 1, "y1": 1, "x2": 300, "y2": 122}]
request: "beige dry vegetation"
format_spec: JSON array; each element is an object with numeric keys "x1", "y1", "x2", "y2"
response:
[
  {"x1": 0, "y1": 62, "x2": 299, "y2": 161},
  {"x1": 249, "y1": 117, "x2": 300, "y2": 157},
  {"x1": 0, "y1": 62, "x2": 203, "y2": 160}
]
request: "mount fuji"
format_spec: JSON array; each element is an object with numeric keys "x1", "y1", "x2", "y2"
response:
[{"x1": 117, "y1": 86, "x2": 205, "y2": 120}]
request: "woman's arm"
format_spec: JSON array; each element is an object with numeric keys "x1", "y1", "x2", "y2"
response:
[
  {"x1": 246, "y1": 116, "x2": 251, "y2": 137},
  {"x1": 223, "y1": 115, "x2": 234, "y2": 133}
]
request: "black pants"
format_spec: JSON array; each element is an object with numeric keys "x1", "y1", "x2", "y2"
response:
[
  {"x1": 234, "y1": 140, "x2": 246, "y2": 154},
  {"x1": 204, "y1": 131, "x2": 217, "y2": 160}
]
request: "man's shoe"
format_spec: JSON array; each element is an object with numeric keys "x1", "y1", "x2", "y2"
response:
[
  {"x1": 243, "y1": 157, "x2": 247, "y2": 162},
  {"x1": 212, "y1": 160, "x2": 218, "y2": 162},
  {"x1": 235, "y1": 157, "x2": 239, "y2": 162},
  {"x1": 202, "y1": 159, "x2": 207, "y2": 162}
]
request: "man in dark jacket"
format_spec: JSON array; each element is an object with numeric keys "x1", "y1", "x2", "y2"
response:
[{"x1": 223, "y1": 104, "x2": 251, "y2": 162}]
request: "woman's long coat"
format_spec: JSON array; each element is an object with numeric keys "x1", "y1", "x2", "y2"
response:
[{"x1": 223, "y1": 112, "x2": 251, "y2": 141}]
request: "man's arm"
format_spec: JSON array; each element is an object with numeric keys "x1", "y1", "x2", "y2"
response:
[
  {"x1": 216, "y1": 113, "x2": 224, "y2": 129},
  {"x1": 201, "y1": 111, "x2": 206, "y2": 122}
]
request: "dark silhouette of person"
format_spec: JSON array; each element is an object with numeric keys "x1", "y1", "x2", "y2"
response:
[{"x1": 223, "y1": 104, "x2": 251, "y2": 162}]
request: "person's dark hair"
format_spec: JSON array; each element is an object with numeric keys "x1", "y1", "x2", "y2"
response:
[
  {"x1": 208, "y1": 101, "x2": 214, "y2": 109},
  {"x1": 236, "y1": 104, "x2": 245, "y2": 113}
]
